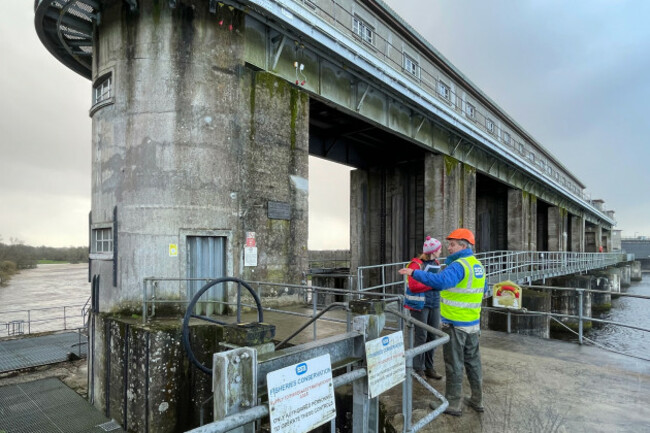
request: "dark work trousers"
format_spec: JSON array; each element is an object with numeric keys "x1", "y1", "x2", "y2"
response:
[
  {"x1": 409, "y1": 306, "x2": 441, "y2": 371},
  {"x1": 442, "y1": 324, "x2": 483, "y2": 408}
]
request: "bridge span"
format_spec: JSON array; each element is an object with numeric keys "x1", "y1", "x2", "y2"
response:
[{"x1": 32, "y1": 1, "x2": 625, "y2": 432}]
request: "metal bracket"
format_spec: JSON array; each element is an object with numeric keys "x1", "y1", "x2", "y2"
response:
[
  {"x1": 271, "y1": 35, "x2": 287, "y2": 71},
  {"x1": 356, "y1": 84, "x2": 370, "y2": 112},
  {"x1": 169, "y1": 0, "x2": 177, "y2": 9},
  {"x1": 214, "y1": 347, "x2": 257, "y2": 432},
  {"x1": 450, "y1": 137, "x2": 463, "y2": 156},
  {"x1": 414, "y1": 116, "x2": 425, "y2": 138},
  {"x1": 465, "y1": 144, "x2": 475, "y2": 159},
  {"x1": 210, "y1": 0, "x2": 218, "y2": 14}
]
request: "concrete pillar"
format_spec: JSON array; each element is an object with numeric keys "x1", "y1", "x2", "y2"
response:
[
  {"x1": 547, "y1": 207, "x2": 568, "y2": 251},
  {"x1": 585, "y1": 224, "x2": 602, "y2": 252},
  {"x1": 631, "y1": 261, "x2": 642, "y2": 281},
  {"x1": 619, "y1": 265, "x2": 631, "y2": 288},
  {"x1": 550, "y1": 283, "x2": 592, "y2": 333},
  {"x1": 569, "y1": 214, "x2": 585, "y2": 252},
  {"x1": 590, "y1": 275, "x2": 612, "y2": 312},
  {"x1": 424, "y1": 154, "x2": 476, "y2": 253},
  {"x1": 90, "y1": 0, "x2": 309, "y2": 312},
  {"x1": 592, "y1": 268, "x2": 621, "y2": 294},
  {"x1": 507, "y1": 189, "x2": 537, "y2": 250},
  {"x1": 350, "y1": 166, "x2": 411, "y2": 269},
  {"x1": 602, "y1": 230, "x2": 612, "y2": 252}
]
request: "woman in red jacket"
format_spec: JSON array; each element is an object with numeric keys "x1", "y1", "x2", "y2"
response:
[{"x1": 404, "y1": 236, "x2": 443, "y2": 380}]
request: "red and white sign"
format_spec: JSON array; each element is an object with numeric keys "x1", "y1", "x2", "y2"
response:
[{"x1": 246, "y1": 232, "x2": 256, "y2": 247}]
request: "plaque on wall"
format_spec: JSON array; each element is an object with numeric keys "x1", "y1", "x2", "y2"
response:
[{"x1": 268, "y1": 201, "x2": 291, "y2": 220}]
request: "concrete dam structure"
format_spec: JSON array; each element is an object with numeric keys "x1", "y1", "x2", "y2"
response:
[{"x1": 33, "y1": 0, "x2": 623, "y2": 431}]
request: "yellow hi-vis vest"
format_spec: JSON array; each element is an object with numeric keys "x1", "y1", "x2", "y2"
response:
[{"x1": 440, "y1": 255, "x2": 485, "y2": 326}]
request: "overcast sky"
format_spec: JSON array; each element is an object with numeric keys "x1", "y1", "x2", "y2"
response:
[{"x1": 2, "y1": 1, "x2": 649, "y2": 248}]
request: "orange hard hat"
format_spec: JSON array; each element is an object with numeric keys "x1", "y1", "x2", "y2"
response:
[{"x1": 446, "y1": 228, "x2": 475, "y2": 245}]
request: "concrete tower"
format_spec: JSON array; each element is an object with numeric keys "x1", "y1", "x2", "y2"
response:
[{"x1": 36, "y1": 1, "x2": 309, "y2": 430}]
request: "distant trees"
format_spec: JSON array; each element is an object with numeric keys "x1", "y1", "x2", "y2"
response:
[{"x1": 0, "y1": 237, "x2": 87, "y2": 286}]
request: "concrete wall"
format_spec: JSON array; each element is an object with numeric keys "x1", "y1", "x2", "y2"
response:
[
  {"x1": 424, "y1": 154, "x2": 476, "y2": 254},
  {"x1": 570, "y1": 214, "x2": 585, "y2": 252},
  {"x1": 90, "y1": 0, "x2": 309, "y2": 313},
  {"x1": 547, "y1": 207, "x2": 568, "y2": 251},
  {"x1": 88, "y1": 314, "x2": 219, "y2": 432},
  {"x1": 507, "y1": 189, "x2": 537, "y2": 250}
]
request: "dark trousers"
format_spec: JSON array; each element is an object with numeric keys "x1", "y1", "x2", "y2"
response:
[
  {"x1": 442, "y1": 324, "x2": 483, "y2": 407},
  {"x1": 410, "y1": 306, "x2": 441, "y2": 371}
]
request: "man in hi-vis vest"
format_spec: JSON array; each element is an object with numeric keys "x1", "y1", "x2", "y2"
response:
[{"x1": 399, "y1": 228, "x2": 486, "y2": 417}]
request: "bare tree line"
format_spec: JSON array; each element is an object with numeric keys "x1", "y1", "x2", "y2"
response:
[{"x1": 0, "y1": 235, "x2": 87, "y2": 286}]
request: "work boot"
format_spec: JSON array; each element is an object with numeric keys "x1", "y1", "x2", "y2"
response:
[
  {"x1": 464, "y1": 396, "x2": 484, "y2": 413},
  {"x1": 431, "y1": 399, "x2": 462, "y2": 417},
  {"x1": 424, "y1": 368, "x2": 443, "y2": 380},
  {"x1": 414, "y1": 370, "x2": 426, "y2": 379}
]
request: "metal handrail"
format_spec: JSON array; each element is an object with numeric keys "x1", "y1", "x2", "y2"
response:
[
  {"x1": 357, "y1": 250, "x2": 626, "y2": 292},
  {"x1": 185, "y1": 291, "x2": 448, "y2": 433},
  {"x1": 0, "y1": 303, "x2": 87, "y2": 337}
]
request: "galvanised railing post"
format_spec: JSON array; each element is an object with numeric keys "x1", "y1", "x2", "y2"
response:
[
  {"x1": 577, "y1": 288, "x2": 584, "y2": 345},
  {"x1": 63, "y1": 306, "x2": 67, "y2": 330},
  {"x1": 28, "y1": 310, "x2": 31, "y2": 334}
]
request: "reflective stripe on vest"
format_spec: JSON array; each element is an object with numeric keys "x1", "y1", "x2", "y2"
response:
[{"x1": 440, "y1": 256, "x2": 485, "y2": 326}]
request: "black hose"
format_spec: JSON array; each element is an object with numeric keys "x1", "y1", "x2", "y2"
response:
[{"x1": 182, "y1": 277, "x2": 264, "y2": 375}]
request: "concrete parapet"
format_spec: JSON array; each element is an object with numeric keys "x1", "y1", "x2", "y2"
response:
[
  {"x1": 89, "y1": 314, "x2": 239, "y2": 432},
  {"x1": 484, "y1": 288, "x2": 551, "y2": 338}
]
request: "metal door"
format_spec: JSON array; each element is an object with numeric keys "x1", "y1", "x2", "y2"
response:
[{"x1": 187, "y1": 236, "x2": 226, "y2": 315}]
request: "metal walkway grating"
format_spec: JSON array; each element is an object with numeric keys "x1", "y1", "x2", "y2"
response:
[
  {"x1": 0, "y1": 377, "x2": 126, "y2": 433},
  {"x1": 0, "y1": 332, "x2": 87, "y2": 374}
]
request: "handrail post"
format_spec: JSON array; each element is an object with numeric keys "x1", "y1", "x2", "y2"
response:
[
  {"x1": 577, "y1": 288, "x2": 584, "y2": 345},
  {"x1": 28, "y1": 310, "x2": 31, "y2": 334},
  {"x1": 63, "y1": 306, "x2": 67, "y2": 330}
]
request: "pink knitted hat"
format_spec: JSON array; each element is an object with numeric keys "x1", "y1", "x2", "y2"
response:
[{"x1": 423, "y1": 236, "x2": 442, "y2": 254}]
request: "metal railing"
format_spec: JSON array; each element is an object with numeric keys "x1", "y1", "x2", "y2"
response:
[
  {"x1": 484, "y1": 285, "x2": 650, "y2": 359},
  {"x1": 181, "y1": 290, "x2": 448, "y2": 433},
  {"x1": 142, "y1": 276, "x2": 449, "y2": 432},
  {"x1": 0, "y1": 304, "x2": 87, "y2": 337},
  {"x1": 357, "y1": 250, "x2": 626, "y2": 292}
]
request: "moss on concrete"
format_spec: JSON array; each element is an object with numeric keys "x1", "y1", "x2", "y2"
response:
[{"x1": 444, "y1": 155, "x2": 459, "y2": 175}]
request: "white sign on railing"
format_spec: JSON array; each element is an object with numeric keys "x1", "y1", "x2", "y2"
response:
[
  {"x1": 267, "y1": 354, "x2": 336, "y2": 433},
  {"x1": 365, "y1": 331, "x2": 405, "y2": 398}
]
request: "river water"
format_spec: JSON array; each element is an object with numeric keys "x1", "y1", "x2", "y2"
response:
[
  {"x1": 0, "y1": 263, "x2": 90, "y2": 335},
  {"x1": 586, "y1": 273, "x2": 650, "y2": 360},
  {"x1": 1, "y1": 265, "x2": 649, "y2": 359}
]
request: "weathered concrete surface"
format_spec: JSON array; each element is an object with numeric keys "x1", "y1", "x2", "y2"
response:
[
  {"x1": 91, "y1": 0, "x2": 309, "y2": 312},
  {"x1": 506, "y1": 189, "x2": 537, "y2": 251},
  {"x1": 381, "y1": 330, "x2": 650, "y2": 433}
]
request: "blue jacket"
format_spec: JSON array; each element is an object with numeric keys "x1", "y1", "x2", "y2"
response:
[{"x1": 411, "y1": 249, "x2": 487, "y2": 323}]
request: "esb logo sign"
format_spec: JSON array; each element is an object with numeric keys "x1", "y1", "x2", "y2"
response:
[
  {"x1": 473, "y1": 265, "x2": 484, "y2": 278},
  {"x1": 296, "y1": 363, "x2": 308, "y2": 375}
]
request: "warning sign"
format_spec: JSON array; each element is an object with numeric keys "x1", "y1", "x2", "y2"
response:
[
  {"x1": 365, "y1": 331, "x2": 405, "y2": 398},
  {"x1": 246, "y1": 232, "x2": 256, "y2": 247},
  {"x1": 267, "y1": 354, "x2": 336, "y2": 433}
]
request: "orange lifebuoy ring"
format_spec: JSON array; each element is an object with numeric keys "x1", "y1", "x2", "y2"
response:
[{"x1": 496, "y1": 285, "x2": 520, "y2": 298}]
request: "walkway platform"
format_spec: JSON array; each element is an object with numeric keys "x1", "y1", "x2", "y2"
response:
[
  {"x1": 1, "y1": 314, "x2": 649, "y2": 432},
  {"x1": 382, "y1": 330, "x2": 650, "y2": 433},
  {"x1": 0, "y1": 331, "x2": 87, "y2": 374},
  {"x1": 0, "y1": 377, "x2": 126, "y2": 433}
]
